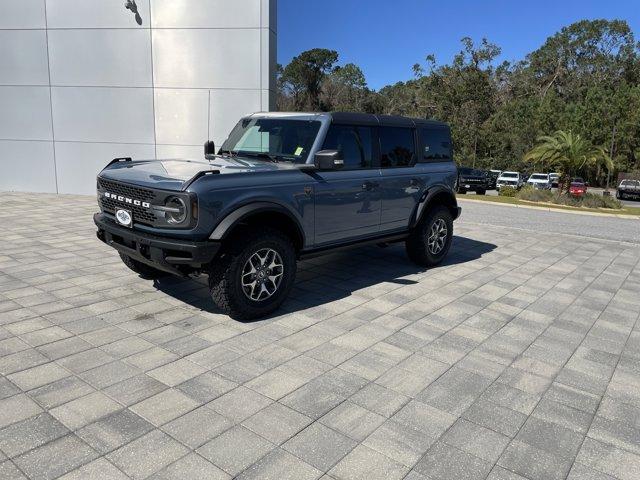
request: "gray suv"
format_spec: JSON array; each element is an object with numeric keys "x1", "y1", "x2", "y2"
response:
[{"x1": 94, "y1": 112, "x2": 460, "y2": 319}]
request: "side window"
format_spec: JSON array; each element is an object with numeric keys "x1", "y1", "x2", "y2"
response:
[
  {"x1": 420, "y1": 127, "x2": 452, "y2": 162},
  {"x1": 379, "y1": 127, "x2": 416, "y2": 168},
  {"x1": 322, "y1": 125, "x2": 373, "y2": 169}
]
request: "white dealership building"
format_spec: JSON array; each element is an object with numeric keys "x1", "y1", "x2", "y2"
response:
[{"x1": 0, "y1": 0, "x2": 277, "y2": 194}]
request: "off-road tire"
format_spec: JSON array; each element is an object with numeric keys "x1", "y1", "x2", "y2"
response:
[
  {"x1": 405, "y1": 206, "x2": 454, "y2": 267},
  {"x1": 119, "y1": 253, "x2": 168, "y2": 279},
  {"x1": 208, "y1": 228, "x2": 296, "y2": 320}
]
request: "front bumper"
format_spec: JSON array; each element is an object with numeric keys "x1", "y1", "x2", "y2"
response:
[
  {"x1": 458, "y1": 183, "x2": 486, "y2": 191},
  {"x1": 94, "y1": 213, "x2": 220, "y2": 276}
]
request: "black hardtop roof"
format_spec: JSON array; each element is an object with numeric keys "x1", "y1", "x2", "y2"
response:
[{"x1": 329, "y1": 112, "x2": 448, "y2": 129}]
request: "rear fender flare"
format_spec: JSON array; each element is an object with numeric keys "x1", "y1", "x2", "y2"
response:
[{"x1": 410, "y1": 186, "x2": 459, "y2": 228}]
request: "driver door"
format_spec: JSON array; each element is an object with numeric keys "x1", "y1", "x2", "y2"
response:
[{"x1": 313, "y1": 124, "x2": 381, "y2": 245}]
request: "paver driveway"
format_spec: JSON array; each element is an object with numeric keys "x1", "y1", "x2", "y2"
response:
[{"x1": 1, "y1": 192, "x2": 639, "y2": 480}]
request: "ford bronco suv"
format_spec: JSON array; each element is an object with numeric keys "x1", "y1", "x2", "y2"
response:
[{"x1": 94, "y1": 112, "x2": 460, "y2": 320}]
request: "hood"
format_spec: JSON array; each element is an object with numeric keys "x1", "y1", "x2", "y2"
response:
[{"x1": 99, "y1": 156, "x2": 299, "y2": 190}]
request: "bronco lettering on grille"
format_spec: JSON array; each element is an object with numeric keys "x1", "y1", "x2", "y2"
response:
[{"x1": 104, "y1": 192, "x2": 151, "y2": 209}]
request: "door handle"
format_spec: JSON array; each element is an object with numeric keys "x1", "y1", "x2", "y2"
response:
[{"x1": 362, "y1": 181, "x2": 378, "y2": 191}]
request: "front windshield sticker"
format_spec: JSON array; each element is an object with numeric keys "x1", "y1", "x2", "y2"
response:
[{"x1": 295, "y1": 147, "x2": 304, "y2": 156}]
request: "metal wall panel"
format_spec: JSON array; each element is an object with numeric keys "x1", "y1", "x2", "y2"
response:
[
  {"x1": 0, "y1": 0, "x2": 46, "y2": 29},
  {"x1": 45, "y1": 0, "x2": 151, "y2": 29},
  {"x1": 262, "y1": 29, "x2": 278, "y2": 92},
  {"x1": 0, "y1": 0, "x2": 276, "y2": 194},
  {"x1": 0, "y1": 30, "x2": 49, "y2": 86},
  {"x1": 154, "y1": 89, "x2": 209, "y2": 146},
  {"x1": 209, "y1": 89, "x2": 262, "y2": 145},
  {"x1": 55, "y1": 142, "x2": 155, "y2": 194},
  {"x1": 0, "y1": 141, "x2": 56, "y2": 193},
  {"x1": 0, "y1": 86, "x2": 52, "y2": 141},
  {"x1": 262, "y1": 0, "x2": 278, "y2": 32},
  {"x1": 262, "y1": 90, "x2": 276, "y2": 113},
  {"x1": 48, "y1": 29, "x2": 153, "y2": 87},
  {"x1": 51, "y1": 87, "x2": 154, "y2": 144},
  {"x1": 156, "y1": 144, "x2": 204, "y2": 161},
  {"x1": 151, "y1": 0, "x2": 260, "y2": 28},
  {"x1": 153, "y1": 29, "x2": 261, "y2": 89}
]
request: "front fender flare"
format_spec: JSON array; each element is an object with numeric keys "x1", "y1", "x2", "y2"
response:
[{"x1": 208, "y1": 202, "x2": 306, "y2": 246}]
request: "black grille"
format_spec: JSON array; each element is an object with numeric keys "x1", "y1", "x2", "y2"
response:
[
  {"x1": 98, "y1": 178, "x2": 155, "y2": 202},
  {"x1": 98, "y1": 179, "x2": 157, "y2": 225},
  {"x1": 100, "y1": 196, "x2": 157, "y2": 224}
]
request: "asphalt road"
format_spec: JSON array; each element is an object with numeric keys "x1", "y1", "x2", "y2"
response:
[
  {"x1": 458, "y1": 198, "x2": 640, "y2": 244},
  {"x1": 465, "y1": 187, "x2": 640, "y2": 207}
]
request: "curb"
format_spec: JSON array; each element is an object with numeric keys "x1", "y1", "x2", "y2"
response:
[{"x1": 457, "y1": 197, "x2": 640, "y2": 220}]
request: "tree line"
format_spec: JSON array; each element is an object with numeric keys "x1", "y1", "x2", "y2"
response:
[{"x1": 277, "y1": 19, "x2": 640, "y2": 185}]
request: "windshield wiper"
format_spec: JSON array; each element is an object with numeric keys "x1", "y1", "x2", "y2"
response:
[{"x1": 243, "y1": 152, "x2": 281, "y2": 163}]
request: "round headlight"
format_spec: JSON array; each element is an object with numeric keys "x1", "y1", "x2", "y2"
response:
[{"x1": 165, "y1": 196, "x2": 187, "y2": 224}]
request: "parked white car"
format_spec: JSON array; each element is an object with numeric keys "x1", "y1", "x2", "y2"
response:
[
  {"x1": 527, "y1": 173, "x2": 552, "y2": 190},
  {"x1": 496, "y1": 171, "x2": 523, "y2": 190},
  {"x1": 548, "y1": 172, "x2": 560, "y2": 188}
]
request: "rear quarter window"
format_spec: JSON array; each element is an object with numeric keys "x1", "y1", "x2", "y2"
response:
[{"x1": 419, "y1": 127, "x2": 452, "y2": 163}]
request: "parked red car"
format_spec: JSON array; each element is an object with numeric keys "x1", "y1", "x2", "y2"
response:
[{"x1": 569, "y1": 178, "x2": 588, "y2": 197}]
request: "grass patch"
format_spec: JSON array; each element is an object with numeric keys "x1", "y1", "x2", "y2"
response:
[{"x1": 460, "y1": 192, "x2": 640, "y2": 216}]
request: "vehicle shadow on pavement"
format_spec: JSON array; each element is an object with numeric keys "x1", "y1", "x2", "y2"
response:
[{"x1": 151, "y1": 235, "x2": 496, "y2": 321}]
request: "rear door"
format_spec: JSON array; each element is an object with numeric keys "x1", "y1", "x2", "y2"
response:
[
  {"x1": 378, "y1": 126, "x2": 422, "y2": 231},
  {"x1": 313, "y1": 124, "x2": 381, "y2": 245}
]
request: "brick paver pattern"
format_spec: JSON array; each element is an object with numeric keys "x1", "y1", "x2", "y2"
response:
[{"x1": 1, "y1": 192, "x2": 639, "y2": 480}]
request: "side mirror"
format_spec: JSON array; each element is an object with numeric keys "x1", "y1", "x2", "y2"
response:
[
  {"x1": 204, "y1": 141, "x2": 216, "y2": 158},
  {"x1": 314, "y1": 150, "x2": 343, "y2": 170}
]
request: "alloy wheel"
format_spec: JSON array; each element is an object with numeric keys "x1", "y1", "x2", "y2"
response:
[
  {"x1": 427, "y1": 218, "x2": 448, "y2": 255},
  {"x1": 241, "y1": 248, "x2": 284, "y2": 301}
]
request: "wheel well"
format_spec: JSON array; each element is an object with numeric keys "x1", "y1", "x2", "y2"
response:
[
  {"x1": 224, "y1": 210, "x2": 304, "y2": 251},
  {"x1": 424, "y1": 191, "x2": 458, "y2": 219}
]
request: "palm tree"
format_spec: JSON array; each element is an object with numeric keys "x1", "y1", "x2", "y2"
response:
[{"x1": 524, "y1": 131, "x2": 613, "y2": 193}]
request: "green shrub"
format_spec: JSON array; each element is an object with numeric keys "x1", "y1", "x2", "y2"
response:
[
  {"x1": 551, "y1": 192, "x2": 622, "y2": 210},
  {"x1": 509, "y1": 185, "x2": 623, "y2": 209},
  {"x1": 499, "y1": 186, "x2": 518, "y2": 197},
  {"x1": 516, "y1": 185, "x2": 554, "y2": 202}
]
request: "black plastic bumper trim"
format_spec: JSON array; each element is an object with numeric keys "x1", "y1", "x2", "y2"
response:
[{"x1": 94, "y1": 213, "x2": 220, "y2": 276}]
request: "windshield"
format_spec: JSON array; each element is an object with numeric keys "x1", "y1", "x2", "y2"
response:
[
  {"x1": 219, "y1": 118, "x2": 321, "y2": 163},
  {"x1": 502, "y1": 172, "x2": 518, "y2": 178},
  {"x1": 530, "y1": 174, "x2": 548, "y2": 180}
]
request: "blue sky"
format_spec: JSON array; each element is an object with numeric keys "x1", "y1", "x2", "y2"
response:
[{"x1": 278, "y1": 0, "x2": 640, "y2": 91}]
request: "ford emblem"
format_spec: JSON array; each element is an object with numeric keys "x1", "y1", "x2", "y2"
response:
[{"x1": 115, "y1": 209, "x2": 132, "y2": 227}]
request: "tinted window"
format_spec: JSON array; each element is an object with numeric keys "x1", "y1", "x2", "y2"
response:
[
  {"x1": 380, "y1": 127, "x2": 416, "y2": 168},
  {"x1": 322, "y1": 125, "x2": 373, "y2": 169},
  {"x1": 420, "y1": 127, "x2": 452, "y2": 162}
]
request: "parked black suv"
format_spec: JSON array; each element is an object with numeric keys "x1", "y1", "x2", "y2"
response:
[
  {"x1": 94, "y1": 112, "x2": 460, "y2": 319},
  {"x1": 457, "y1": 167, "x2": 489, "y2": 195}
]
